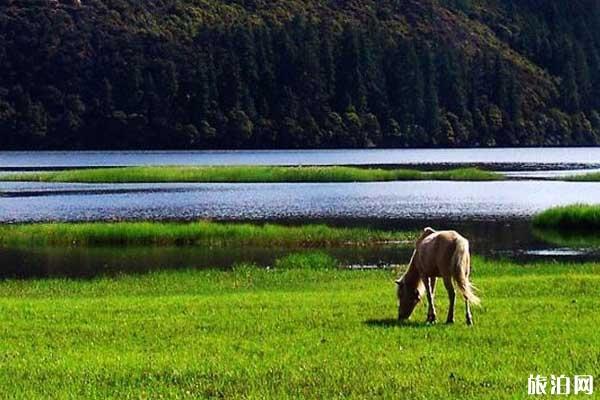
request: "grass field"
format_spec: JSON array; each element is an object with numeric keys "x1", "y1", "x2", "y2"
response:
[
  {"x1": 0, "y1": 166, "x2": 502, "y2": 183},
  {"x1": 533, "y1": 204, "x2": 600, "y2": 231},
  {"x1": 0, "y1": 253, "x2": 598, "y2": 399},
  {"x1": 0, "y1": 221, "x2": 415, "y2": 247}
]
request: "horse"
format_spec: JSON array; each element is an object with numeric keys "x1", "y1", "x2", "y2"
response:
[{"x1": 395, "y1": 227, "x2": 480, "y2": 325}]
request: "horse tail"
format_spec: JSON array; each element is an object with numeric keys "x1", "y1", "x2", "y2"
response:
[{"x1": 452, "y1": 238, "x2": 480, "y2": 305}]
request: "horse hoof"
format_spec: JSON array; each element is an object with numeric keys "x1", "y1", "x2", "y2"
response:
[
  {"x1": 466, "y1": 320, "x2": 473, "y2": 326},
  {"x1": 446, "y1": 320, "x2": 454, "y2": 324},
  {"x1": 426, "y1": 319, "x2": 437, "y2": 325}
]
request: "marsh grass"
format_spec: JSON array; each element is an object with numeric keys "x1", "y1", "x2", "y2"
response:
[
  {"x1": 0, "y1": 221, "x2": 416, "y2": 247},
  {"x1": 564, "y1": 171, "x2": 600, "y2": 182},
  {"x1": 0, "y1": 253, "x2": 599, "y2": 399},
  {"x1": 533, "y1": 204, "x2": 600, "y2": 231},
  {"x1": 0, "y1": 165, "x2": 502, "y2": 183}
]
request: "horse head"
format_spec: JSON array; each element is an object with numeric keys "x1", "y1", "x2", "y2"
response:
[{"x1": 395, "y1": 277, "x2": 424, "y2": 320}]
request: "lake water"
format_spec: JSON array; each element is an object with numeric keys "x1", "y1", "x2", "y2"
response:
[
  {"x1": 1, "y1": 148, "x2": 600, "y2": 278},
  {"x1": 1, "y1": 148, "x2": 600, "y2": 169},
  {"x1": 2, "y1": 180, "x2": 600, "y2": 223}
]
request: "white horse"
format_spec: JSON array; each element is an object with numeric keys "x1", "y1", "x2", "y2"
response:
[{"x1": 395, "y1": 228, "x2": 480, "y2": 325}]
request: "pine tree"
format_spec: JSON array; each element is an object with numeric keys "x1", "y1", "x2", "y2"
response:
[
  {"x1": 335, "y1": 25, "x2": 366, "y2": 112},
  {"x1": 297, "y1": 19, "x2": 326, "y2": 118},
  {"x1": 360, "y1": 24, "x2": 389, "y2": 119},
  {"x1": 255, "y1": 26, "x2": 276, "y2": 117},
  {"x1": 561, "y1": 61, "x2": 580, "y2": 113},
  {"x1": 220, "y1": 44, "x2": 242, "y2": 112},
  {"x1": 390, "y1": 40, "x2": 424, "y2": 126},
  {"x1": 422, "y1": 47, "x2": 440, "y2": 144},
  {"x1": 233, "y1": 26, "x2": 258, "y2": 118},
  {"x1": 574, "y1": 43, "x2": 591, "y2": 109},
  {"x1": 319, "y1": 22, "x2": 336, "y2": 112},
  {"x1": 493, "y1": 55, "x2": 509, "y2": 110},
  {"x1": 190, "y1": 55, "x2": 211, "y2": 127},
  {"x1": 273, "y1": 27, "x2": 298, "y2": 119},
  {"x1": 507, "y1": 74, "x2": 522, "y2": 130},
  {"x1": 437, "y1": 50, "x2": 467, "y2": 118}
]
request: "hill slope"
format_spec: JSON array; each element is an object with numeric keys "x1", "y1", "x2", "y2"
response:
[{"x1": 1, "y1": 0, "x2": 599, "y2": 149}]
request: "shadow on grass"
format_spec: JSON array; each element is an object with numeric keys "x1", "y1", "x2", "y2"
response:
[{"x1": 364, "y1": 318, "x2": 431, "y2": 329}]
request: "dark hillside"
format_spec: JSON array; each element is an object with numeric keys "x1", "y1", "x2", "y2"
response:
[{"x1": 1, "y1": 0, "x2": 599, "y2": 149}]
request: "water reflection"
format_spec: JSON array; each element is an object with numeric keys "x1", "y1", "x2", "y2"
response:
[
  {"x1": 0, "y1": 244, "x2": 415, "y2": 279},
  {"x1": 532, "y1": 228, "x2": 600, "y2": 249}
]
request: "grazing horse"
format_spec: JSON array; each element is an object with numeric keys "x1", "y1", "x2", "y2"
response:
[{"x1": 395, "y1": 227, "x2": 480, "y2": 325}]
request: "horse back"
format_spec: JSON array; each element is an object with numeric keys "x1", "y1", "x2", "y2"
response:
[{"x1": 415, "y1": 230, "x2": 468, "y2": 277}]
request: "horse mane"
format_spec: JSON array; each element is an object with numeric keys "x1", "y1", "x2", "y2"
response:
[
  {"x1": 423, "y1": 227, "x2": 436, "y2": 236},
  {"x1": 397, "y1": 250, "x2": 424, "y2": 291},
  {"x1": 416, "y1": 227, "x2": 437, "y2": 244}
]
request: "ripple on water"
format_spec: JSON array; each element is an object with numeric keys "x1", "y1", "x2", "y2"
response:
[{"x1": 2, "y1": 180, "x2": 600, "y2": 223}]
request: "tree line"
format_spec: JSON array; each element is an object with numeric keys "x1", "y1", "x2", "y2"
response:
[{"x1": 1, "y1": 0, "x2": 600, "y2": 149}]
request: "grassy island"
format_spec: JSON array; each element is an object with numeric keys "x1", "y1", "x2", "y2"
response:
[
  {"x1": 564, "y1": 171, "x2": 600, "y2": 182},
  {"x1": 0, "y1": 166, "x2": 502, "y2": 183},
  {"x1": 533, "y1": 204, "x2": 600, "y2": 231}
]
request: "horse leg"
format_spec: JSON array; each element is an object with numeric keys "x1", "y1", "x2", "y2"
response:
[
  {"x1": 443, "y1": 277, "x2": 455, "y2": 324},
  {"x1": 425, "y1": 277, "x2": 437, "y2": 323},
  {"x1": 465, "y1": 301, "x2": 473, "y2": 325}
]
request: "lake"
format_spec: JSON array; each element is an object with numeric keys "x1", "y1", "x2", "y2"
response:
[
  {"x1": 2, "y1": 180, "x2": 600, "y2": 223},
  {"x1": 1, "y1": 148, "x2": 599, "y2": 278},
  {"x1": 2, "y1": 148, "x2": 600, "y2": 169}
]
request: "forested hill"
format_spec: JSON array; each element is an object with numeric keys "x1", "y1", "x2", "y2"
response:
[{"x1": 1, "y1": 0, "x2": 600, "y2": 149}]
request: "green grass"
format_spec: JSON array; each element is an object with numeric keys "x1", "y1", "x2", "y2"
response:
[
  {"x1": 0, "y1": 166, "x2": 502, "y2": 183},
  {"x1": 564, "y1": 171, "x2": 600, "y2": 182},
  {"x1": 0, "y1": 221, "x2": 416, "y2": 247},
  {"x1": 0, "y1": 253, "x2": 598, "y2": 399},
  {"x1": 533, "y1": 204, "x2": 600, "y2": 231}
]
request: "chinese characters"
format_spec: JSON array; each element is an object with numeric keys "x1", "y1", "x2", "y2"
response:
[{"x1": 528, "y1": 375, "x2": 593, "y2": 396}]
